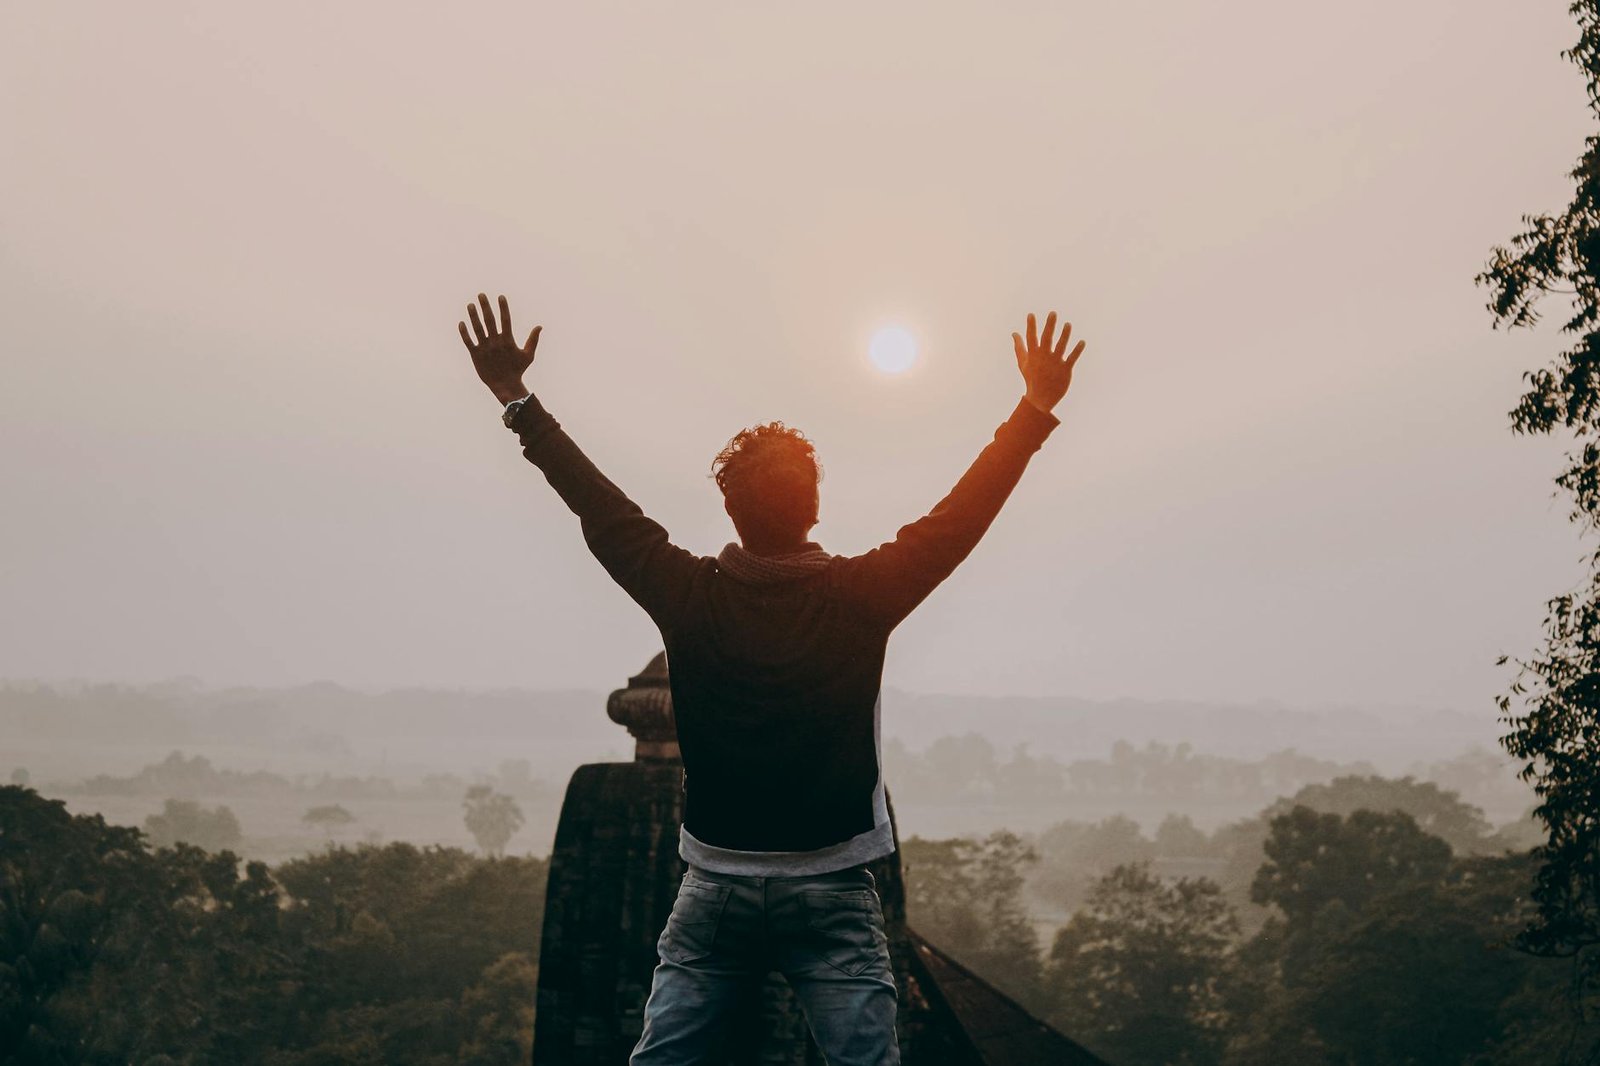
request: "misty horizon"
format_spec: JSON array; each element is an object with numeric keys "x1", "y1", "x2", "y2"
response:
[{"x1": 1, "y1": 2, "x2": 1588, "y2": 714}]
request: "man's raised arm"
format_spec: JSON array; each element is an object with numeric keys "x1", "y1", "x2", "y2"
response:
[
  {"x1": 457, "y1": 293, "x2": 698, "y2": 630},
  {"x1": 836, "y1": 311, "x2": 1087, "y2": 629}
]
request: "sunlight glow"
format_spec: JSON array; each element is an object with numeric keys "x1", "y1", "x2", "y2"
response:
[{"x1": 868, "y1": 325, "x2": 917, "y2": 374}]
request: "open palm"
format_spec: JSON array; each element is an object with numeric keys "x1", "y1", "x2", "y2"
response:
[
  {"x1": 1012, "y1": 311, "x2": 1086, "y2": 414},
  {"x1": 458, "y1": 293, "x2": 542, "y2": 404}
]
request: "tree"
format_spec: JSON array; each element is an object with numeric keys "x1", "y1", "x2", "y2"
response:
[
  {"x1": 143, "y1": 798, "x2": 243, "y2": 852},
  {"x1": 1155, "y1": 814, "x2": 1212, "y2": 858},
  {"x1": 1264, "y1": 774, "x2": 1494, "y2": 855},
  {"x1": 1292, "y1": 884, "x2": 1529, "y2": 1066},
  {"x1": 302, "y1": 803, "x2": 357, "y2": 839},
  {"x1": 902, "y1": 830, "x2": 1045, "y2": 1006},
  {"x1": 459, "y1": 952, "x2": 539, "y2": 1065},
  {"x1": 1479, "y1": 0, "x2": 1600, "y2": 980},
  {"x1": 462, "y1": 786, "x2": 524, "y2": 858},
  {"x1": 1250, "y1": 806, "x2": 1452, "y2": 993},
  {"x1": 1251, "y1": 806, "x2": 1451, "y2": 932},
  {"x1": 1032, "y1": 814, "x2": 1157, "y2": 915},
  {"x1": 922, "y1": 733, "x2": 1000, "y2": 799},
  {"x1": 1045, "y1": 863, "x2": 1238, "y2": 1066}
]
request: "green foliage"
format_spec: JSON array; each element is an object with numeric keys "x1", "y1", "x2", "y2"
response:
[
  {"x1": 1250, "y1": 805, "x2": 1452, "y2": 993},
  {"x1": 1251, "y1": 806, "x2": 1452, "y2": 930},
  {"x1": 1478, "y1": 3, "x2": 1600, "y2": 451},
  {"x1": 0, "y1": 785, "x2": 286, "y2": 1063},
  {"x1": 1027, "y1": 801, "x2": 1597, "y2": 1063},
  {"x1": 144, "y1": 797, "x2": 244, "y2": 852},
  {"x1": 458, "y1": 953, "x2": 538, "y2": 1065},
  {"x1": 1196, "y1": 774, "x2": 1500, "y2": 938},
  {"x1": 1229, "y1": 851, "x2": 1582, "y2": 1066},
  {"x1": 0, "y1": 785, "x2": 547, "y2": 1065},
  {"x1": 1295, "y1": 884, "x2": 1527, "y2": 1065},
  {"x1": 1264, "y1": 775, "x2": 1494, "y2": 855},
  {"x1": 1479, "y1": 0, "x2": 1600, "y2": 985},
  {"x1": 1044, "y1": 863, "x2": 1238, "y2": 1066}
]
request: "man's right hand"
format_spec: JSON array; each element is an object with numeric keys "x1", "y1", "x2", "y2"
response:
[
  {"x1": 1012, "y1": 311, "x2": 1086, "y2": 414},
  {"x1": 458, "y1": 292, "x2": 543, "y2": 406}
]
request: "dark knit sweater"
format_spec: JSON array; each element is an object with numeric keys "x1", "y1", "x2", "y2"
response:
[{"x1": 511, "y1": 394, "x2": 1060, "y2": 871}]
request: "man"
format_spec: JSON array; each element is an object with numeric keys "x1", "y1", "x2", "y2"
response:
[{"x1": 456, "y1": 295, "x2": 1086, "y2": 1065}]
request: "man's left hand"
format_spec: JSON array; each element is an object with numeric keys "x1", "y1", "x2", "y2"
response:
[{"x1": 458, "y1": 293, "x2": 541, "y2": 405}]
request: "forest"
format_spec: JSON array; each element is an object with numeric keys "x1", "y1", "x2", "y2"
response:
[
  {"x1": 3, "y1": 763, "x2": 1583, "y2": 1066},
  {"x1": 901, "y1": 772, "x2": 1578, "y2": 1065}
]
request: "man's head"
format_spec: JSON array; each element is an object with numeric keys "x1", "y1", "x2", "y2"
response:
[{"x1": 712, "y1": 422, "x2": 823, "y2": 552}]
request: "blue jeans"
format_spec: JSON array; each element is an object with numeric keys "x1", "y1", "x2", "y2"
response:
[{"x1": 629, "y1": 863, "x2": 900, "y2": 1065}]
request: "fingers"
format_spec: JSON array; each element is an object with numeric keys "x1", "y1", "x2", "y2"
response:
[
  {"x1": 1065, "y1": 339, "x2": 1086, "y2": 369},
  {"x1": 1041, "y1": 311, "x2": 1057, "y2": 353},
  {"x1": 478, "y1": 293, "x2": 497, "y2": 336},
  {"x1": 458, "y1": 320, "x2": 475, "y2": 351},
  {"x1": 1053, "y1": 321, "x2": 1073, "y2": 359},
  {"x1": 524, "y1": 324, "x2": 543, "y2": 356},
  {"x1": 467, "y1": 302, "x2": 487, "y2": 343},
  {"x1": 1012, "y1": 331, "x2": 1026, "y2": 369},
  {"x1": 498, "y1": 295, "x2": 512, "y2": 339},
  {"x1": 1026, "y1": 312, "x2": 1038, "y2": 351}
]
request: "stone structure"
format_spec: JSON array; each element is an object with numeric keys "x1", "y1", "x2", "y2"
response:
[{"x1": 532, "y1": 653, "x2": 1105, "y2": 1065}]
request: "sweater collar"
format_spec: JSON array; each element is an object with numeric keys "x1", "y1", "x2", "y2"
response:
[{"x1": 716, "y1": 541, "x2": 832, "y2": 585}]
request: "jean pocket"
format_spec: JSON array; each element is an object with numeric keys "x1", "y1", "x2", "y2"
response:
[
  {"x1": 659, "y1": 880, "x2": 732, "y2": 965},
  {"x1": 801, "y1": 889, "x2": 887, "y2": 977}
]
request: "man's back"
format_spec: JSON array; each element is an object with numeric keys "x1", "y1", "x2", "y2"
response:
[{"x1": 668, "y1": 553, "x2": 890, "y2": 857}]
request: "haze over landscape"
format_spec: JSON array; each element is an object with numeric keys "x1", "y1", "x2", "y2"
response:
[{"x1": 1, "y1": 1, "x2": 1586, "y2": 712}]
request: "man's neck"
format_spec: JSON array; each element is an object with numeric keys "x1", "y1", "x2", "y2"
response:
[{"x1": 740, "y1": 539, "x2": 819, "y2": 558}]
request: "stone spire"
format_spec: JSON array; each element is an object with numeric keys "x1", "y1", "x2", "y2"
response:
[{"x1": 605, "y1": 651, "x2": 679, "y2": 762}]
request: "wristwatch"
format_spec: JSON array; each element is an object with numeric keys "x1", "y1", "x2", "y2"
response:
[{"x1": 502, "y1": 395, "x2": 532, "y2": 429}]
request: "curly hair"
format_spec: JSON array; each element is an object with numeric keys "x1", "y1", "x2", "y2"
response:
[{"x1": 711, "y1": 422, "x2": 823, "y2": 545}]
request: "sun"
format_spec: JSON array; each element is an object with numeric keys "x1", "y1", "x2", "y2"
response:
[{"x1": 868, "y1": 325, "x2": 918, "y2": 375}]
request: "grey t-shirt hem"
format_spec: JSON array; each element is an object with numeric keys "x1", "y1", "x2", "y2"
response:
[{"x1": 679, "y1": 821, "x2": 895, "y2": 877}]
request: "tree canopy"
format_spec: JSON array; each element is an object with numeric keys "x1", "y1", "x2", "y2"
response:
[{"x1": 0, "y1": 786, "x2": 546, "y2": 1065}]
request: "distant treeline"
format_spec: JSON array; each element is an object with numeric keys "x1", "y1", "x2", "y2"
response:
[
  {"x1": 1020, "y1": 773, "x2": 1541, "y2": 922},
  {"x1": 58, "y1": 750, "x2": 552, "y2": 802},
  {"x1": 0, "y1": 680, "x2": 618, "y2": 784},
  {"x1": 3, "y1": 678, "x2": 1506, "y2": 785},
  {"x1": 885, "y1": 732, "x2": 1532, "y2": 823}
]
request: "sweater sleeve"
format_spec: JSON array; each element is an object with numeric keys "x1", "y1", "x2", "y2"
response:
[
  {"x1": 835, "y1": 397, "x2": 1060, "y2": 629},
  {"x1": 511, "y1": 394, "x2": 700, "y2": 631}
]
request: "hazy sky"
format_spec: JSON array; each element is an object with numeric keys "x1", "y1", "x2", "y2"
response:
[{"x1": 1, "y1": 2, "x2": 1589, "y2": 712}]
